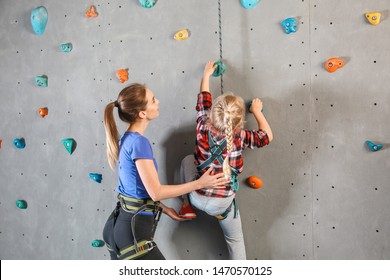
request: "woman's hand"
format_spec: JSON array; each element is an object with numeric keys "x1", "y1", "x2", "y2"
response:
[
  {"x1": 161, "y1": 203, "x2": 186, "y2": 221},
  {"x1": 250, "y1": 98, "x2": 263, "y2": 113},
  {"x1": 198, "y1": 165, "x2": 230, "y2": 189}
]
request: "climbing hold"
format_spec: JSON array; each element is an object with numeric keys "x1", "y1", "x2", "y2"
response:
[
  {"x1": 325, "y1": 58, "x2": 345, "y2": 73},
  {"x1": 0, "y1": 139, "x2": 2, "y2": 149},
  {"x1": 281, "y1": 18, "x2": 297, "y2": 34},
  {"x1": 213, "y1": 61, "x2": 226, "y2": 77},
  {"x1": 62, "y1": 138, "x2": 76, "y2": 155},
  {"x1": 85, "y1": 6, "x2": 98, "y2": 18},
  {"x1": 35, "y1": 75, "x2": 48, "y2": 87},
  {"x1": 38, "y1": 108, "x2": 48, "y2": 118},
  {"x1": 365, "y1": 12, "x2": 381, "y2": 26},
  {"x1": 174, "y1": 29, "x2": 190, "y2": 41},
  {"x1": 91, "y1": 239, "x2": 105, "y2": 247},
  {"x1": 247, "y1": 101, "x2": 264, "y2": 113},
  {"x1": 116, "y1": 69, "x2": 129, "y2": 84},
  {"x1": 366, "y1": 140, "x2": 383, "y2": 152},
  {"x1": 13, "y1": 138, "x2": 26, "y2": 149},
  {"x1": 139, "y1": 0, "x2": 157, "y2": 8},
  {"x1": 60, "y1": 43, "x2": 73, "y2": 52},
  {"x1": 89, "y1": 173, "x2": 103, "y2": 183},
  {"x1": 247, "y1": 176, "x2": 263, "y2": 189},
  {"x1": 31, "y1": 6, "x2": 48, "y2": 35},
  {"x1": 16, "y1": 200, "x2": 28, "y2": 209},
  {"x1": 240, "y1": 0, "x2": 260, "y2": 9}
]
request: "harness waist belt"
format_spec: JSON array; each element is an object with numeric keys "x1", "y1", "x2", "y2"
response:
[{"x1": 118, "y1": 194, "x2": 162, "y2": 213}]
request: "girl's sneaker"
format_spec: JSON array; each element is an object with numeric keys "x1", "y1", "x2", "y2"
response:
[{"x1": 179, "y1": 204, "x2": 197, "y2": 219}]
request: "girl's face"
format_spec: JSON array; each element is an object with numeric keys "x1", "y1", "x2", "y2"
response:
[{"x1": 143, "y1": 88, "x2": 159, "y2": 120}]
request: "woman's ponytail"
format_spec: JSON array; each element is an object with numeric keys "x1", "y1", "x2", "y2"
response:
[{"x1": 104, "y1": 102, "x2": 119, "y2": 170}]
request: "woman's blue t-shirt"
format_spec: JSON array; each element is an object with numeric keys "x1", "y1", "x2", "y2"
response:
[{"x1": 115, "y1": 132, "x2": 158, "y2": 199}]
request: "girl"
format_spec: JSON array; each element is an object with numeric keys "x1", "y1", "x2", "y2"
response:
[
  {"x1": 102, "y1": 83, "x2": 229, "y2": 260},
  {"x1": 179, "y1": 61, "x2": 273, "y2": 259}
]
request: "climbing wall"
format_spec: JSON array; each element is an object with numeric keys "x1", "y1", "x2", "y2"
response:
[{"x1": 0, "y1": 0, "x2": 389, "y2": 260}]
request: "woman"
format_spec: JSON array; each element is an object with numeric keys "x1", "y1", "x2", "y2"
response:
[{"x1": 102, "y1": 83, "x2": 229, "y2": 260}]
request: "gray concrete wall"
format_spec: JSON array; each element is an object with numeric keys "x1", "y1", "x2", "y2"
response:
[{"x1": 0, "y1": 0, "x2": 389, "y2": 260}]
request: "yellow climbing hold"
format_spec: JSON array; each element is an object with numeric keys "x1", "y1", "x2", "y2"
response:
[
  {"x1": 365, "y1": 12, "x2": 381, "y2": 25},
  {"x1": 174, "y1": 29, "x2": 190, "y2": 41}
]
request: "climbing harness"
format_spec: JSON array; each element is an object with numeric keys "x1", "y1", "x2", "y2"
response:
[
  {"x1": 106, "y1": 194, "x2": 162, "y2": 260},
  {"x1": 215, "y1": 198, "x2": 239, "y2": 220},
  {"x1": 196, "y1": 130, "x2": 240, "y2": 220},
  {"x1": 197, "y1": 131, "x2": 240, "y2": 192}
]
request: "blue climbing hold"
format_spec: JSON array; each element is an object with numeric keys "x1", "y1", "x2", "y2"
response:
[
  {"x1": 366, "y1": 140, "x2": 383, "y2": 152},
  {"x1": 139, "y1": 0, "x2": 157, "y2": 8},
  {"x1": 213, "y1": 61, "x2": 226, "y2": 77},
  {"x1": 247, "y1": 101, "x2": 264, "y2": 113},
  {"x1": 91, "y1": 239, "x2": 105, "y2": 247},
  {"x1": 14, "y1": 138, "x2": 26, "y2": 149},
  {"x1": 240, "y1": 0, "x2": 260, "y2": 9},
  {"x1": 16, "y1": 200, "x2": 27, "y2": 209},
  {"x1": 35, "y1": 76, "x2": 48, "y2": 87},
  {"x1": 60, "y1": 43, "x2": 72, "y2": 52},
  {"x1": 281, "y1": 18, "x2": 297, "y2": 34},
  {"x1": 89, "y1": 173, "x2": 103, "y2": 183},
  {"x1": 31, "y1": 6, "x2": 48, "y2": 35},
  {"x1": 62, "y1": 138, "x2": 76, "y2": 155}
]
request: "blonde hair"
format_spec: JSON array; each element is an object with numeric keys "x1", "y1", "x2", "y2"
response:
[
  {"x1": 104, "y1": 83, "x2": 147, "y2": 170},
  {"x1": 209, "y1": 92, "x2": 245, "y2": 179}
]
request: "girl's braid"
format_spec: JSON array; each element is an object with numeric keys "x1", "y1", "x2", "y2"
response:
[{"x1": 223, "y1": 112, "x2": 233, "y2": 179}]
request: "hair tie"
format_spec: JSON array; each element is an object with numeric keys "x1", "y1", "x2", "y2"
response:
[{"x1": 114, "y1": 100, "x2": 119, "y2": 108}]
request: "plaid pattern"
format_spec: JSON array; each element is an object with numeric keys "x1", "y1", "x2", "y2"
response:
[{"x1": 194, "y1": 91, "x2": 269, "y2": 198}]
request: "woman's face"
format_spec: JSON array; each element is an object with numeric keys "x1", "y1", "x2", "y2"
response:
[{"x1": 144, "y1": 88, "x2": 159, "y2": 120}]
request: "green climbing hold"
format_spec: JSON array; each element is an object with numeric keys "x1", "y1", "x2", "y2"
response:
[
  {"x1": 13, "y1": 138, "x2": 26, "y2": 149},
  {"x1": 16, "y1": 200, "x2": 27, "y2": 209},
  {"x1": 60, "y1": 43, "x2": 72, "y2": 52},
  {"x1": 139, "y1": 0, "x2": 157, "y2": 8},
  {"x1": 35, "y1": 75, "x2": 48, "y2": 87},
  {"x1": 213, "y1": 61, "x2": 226, "y2": 77},
  {"x1": 91, "y1": 239, "x2": 105, "y2": 247},
  {"x1": 89, "y1": 173, "x2": 103, "y2": 183},
  {"x1": 31, "y1": 6, "x2": 48, "y2": 35},
  {"x1": 240, "y1": 0, "x2": 260, "y2": 9},
  {"x1": 366, "y1": 140, "x2": 383, "y2": 152},
  {"x1": 62, "y1": 138, "x2": 76, "y2": 155}
]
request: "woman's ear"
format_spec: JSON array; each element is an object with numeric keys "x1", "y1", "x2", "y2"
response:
[{"x1": 138, "y1": 111, "x2": 147, "y2": 119}]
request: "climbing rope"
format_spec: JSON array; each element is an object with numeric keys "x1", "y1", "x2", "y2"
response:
[{"x1": 218, "y1": 0, "x2": 224, "y2": 95}]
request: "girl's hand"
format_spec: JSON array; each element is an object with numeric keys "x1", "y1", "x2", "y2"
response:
[
  {"x1": 198, "y1": 165, "x2": 230, "y2": 189},
  {"x1": 250, "y1": 98, "x2": 263, "y2": 113},
  {"x1": 203, "y1": 61, "x2": 217, "y2": 77}
]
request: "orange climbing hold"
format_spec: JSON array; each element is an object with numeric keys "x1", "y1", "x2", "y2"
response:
[
  {"x1": 116, "y1": 69, "x2": 129, "y2": 83},
  {"x1": 86, "y1": 6, "x2": 98, "y2": 18},
  {"x1": 38, "y1": 107, "x2": 48, "y2": 118},
  {"x1": 325, "y1": 58, "x2": 345, "y2": 73},
  {"x1": 247, "y1": 176, "x2": 263, "y2": 189},
  {"x1": 0, "y1": 139, "x2": 2, "y2": 149}
]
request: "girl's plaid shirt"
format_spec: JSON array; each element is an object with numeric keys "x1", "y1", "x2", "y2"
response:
[{"x1": 194, "y1": 91, "x2": 269, "y2": 198}]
